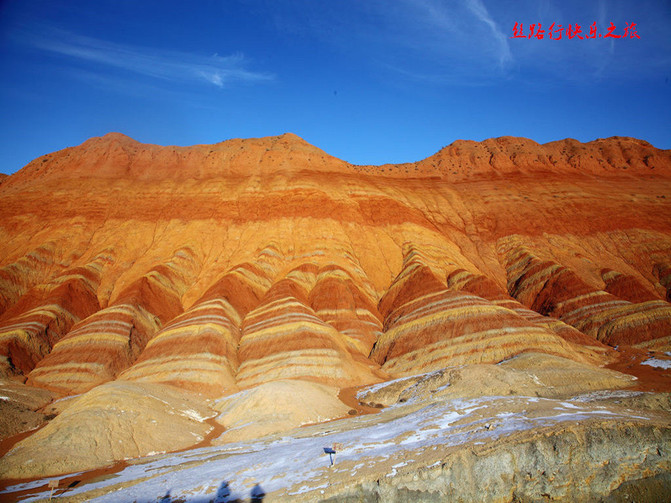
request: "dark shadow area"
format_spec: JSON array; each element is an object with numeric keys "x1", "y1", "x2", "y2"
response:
[
  {"x1": 55, "y1": 479, "x2": 81, "y2": 497},
  {"x1": 159, "y1": 489, "x2": 171, "y2": 502},
  {"x1": 250, "y1": 482, "x2": 265, "y2": 502},
  {"x1": 214, "y1": 481, "x2": 231, "y2": 502},
  {"x1": 188, "y1": 480, "x2": 264, "y2": 502}
]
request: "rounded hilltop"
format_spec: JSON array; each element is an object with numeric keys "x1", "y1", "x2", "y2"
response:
[
  {"x1": 3, "y1": 133, "x2": 670, "y2": 189},
  {"x1": 2, "y1": 131, "x2": 352, "y2": 187}
]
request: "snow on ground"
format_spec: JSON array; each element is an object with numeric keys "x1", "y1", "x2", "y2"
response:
[
  {"x1": 641, "y1": 357, "x2": 671, "y2": 370},
  {"x1": 355, "y1": 368, "x2": 448, "y2": 403},
  {"x1": 355, "y1": 374, "x2": 419, "y2": 400},
  {"x1": 2, "y1": 395, "x2": 651, "y2": 502},
  {"x1": 573, "y1": 390, "x2": 645, "y2": 402}
]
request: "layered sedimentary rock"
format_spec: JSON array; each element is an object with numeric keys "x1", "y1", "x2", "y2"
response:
[
  {"x1": 0, "y1": 255, "x2": 107, "y2": 378},
  {"x1": 0, "y1": 243, "x2": 58, "y2": 317},
  {"x1": 601, "y1": 268, "x2": 662, "y2": 303},
  {"x1": 118, "y1": 258, "x2": 270, "y2": 396},
  {"x1": 655, "y1": 262, "x2": 671, "y2": 302},
  {"x1": 0, "y1": 132, "x2": 670, "y2": 497},
  {"x1": 237, "y1": 264, "x2": 383, "y2": 389},
  {"x1": 25, "y1": 248, "x2": 198, "y2": 394},
  {"x1": 370, "y1": 245, "x2": 596, "y2": 375},
  {"x1": 446, "y1": 268, "x2": 612, "y2": 358},
  {"x1": 308, "y1": 264, "x2": 382, "y2": 359},
  {"x1": 499, "y1": 239, "x2": 671, "y2": 350}
]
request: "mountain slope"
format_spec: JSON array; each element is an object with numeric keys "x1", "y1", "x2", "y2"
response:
[{"x1": 0, "y1": 133, "x2": 670, "y2": 500}]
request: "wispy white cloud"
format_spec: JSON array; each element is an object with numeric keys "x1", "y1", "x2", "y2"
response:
[
  {"x1": 367, "y1": 0, "x2": 516, "y2": 81},
  {"x1": 20, "y1": 27, "x2": 274, "y2": 89},
  {"x1": 464, "y1": 0, "x2": 512, "y2": 68}
]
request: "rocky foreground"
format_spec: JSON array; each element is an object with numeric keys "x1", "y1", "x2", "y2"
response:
[{"x1": 0, "y1": 133, "x2": 670, "y2": 501}]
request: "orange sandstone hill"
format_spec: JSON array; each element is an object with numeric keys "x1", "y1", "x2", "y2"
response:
[{"x1": 1, "y1": 133, "x2": 671, "y2": 501}]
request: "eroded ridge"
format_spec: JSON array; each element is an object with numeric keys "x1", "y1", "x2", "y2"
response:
[
  {"x1": 446, "y1": 267, "x2": 612, "y2": 362},
  {"x1": 499, "y1": 239, "x2": 671, "y2": 350},
  {"x1": 237, "y1": 262, "x2": 382, "y2": 389},
  {"x1": 26, "y1": 248, "x2": 199, "y2": 394},
  {"x1": 0, "y1": 243, "x2": 58, "y2": 317},
  {"x1": 371, "y1": 245, "x2": 587, "y2": 376},
  {"x1": 0, "y1": 254, "x2": 108, "y2": 378},
  {"x1": 118, "y1": 258, "x2": 272, "y2": 396}
]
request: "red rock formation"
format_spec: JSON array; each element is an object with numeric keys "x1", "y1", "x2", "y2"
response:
[
  {"x1": 499, "y1": 241, "x2": 671, "y2": 349},
  {"x1": 26, "y1": 249, "x2": 198, "y2": 394},
  {"x1": 0, "y1": 255, "x2": 106, "y2": 377},
  {"x1": 118, "y1": 258, "x2": 270, "y2": 396},
  {"x1": 371, "y1": 246, "x2": 592, "y2": 376},
  {"x1": 237, "y1": 264, "x2": 382, "y2": 388},
  {"x1": 446, "y1": 268, "x2": 611, "y2": 355},
  {"x1": 0, "y1": 244, "x2": 59, "y2": 316},
  {"x1": 1, "y1": 132, "x2": 671, "y2": 492},
  {"x1": 601, "y1": 268, "x2": 660, "y2": 303},
  {"x1": 0, "y1": 132, "x2": 667, "y2": 390},
  {"x1": 308, "y1": 264, "x2": 382, "y2": 358},
  {"x1": 654, "y1": 262, "x2": 671, "y2": 302}
]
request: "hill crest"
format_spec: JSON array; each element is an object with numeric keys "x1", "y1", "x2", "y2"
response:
[{"x1": 3, "y1": 133, "x2": 670, "y2": 189}]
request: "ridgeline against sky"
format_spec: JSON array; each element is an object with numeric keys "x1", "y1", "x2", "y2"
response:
[{"x1": 0, "y1": 0, "x2": 670, "y2": 174}]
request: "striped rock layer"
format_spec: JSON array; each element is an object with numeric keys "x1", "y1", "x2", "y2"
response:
[
  {"x1": 499, "y1": 241, "x2": 671, "y2": 350},
  {"x1": 600, "y1": 268, "x2": 661, "y2": 303},
  {"x1": 445, "y1": 268, "x2": 612, "y2": 359},
  {"x1": 0, "y1": 255, "x2": 107, "y2": 378},
  {"x1": 0, "y1": 133, "x2": 669, "y2": 396},
  {"x1": 237, "y1": 264, "x2": 384, "y2": 389},
  {"x1": 0, "y1": 243, "x2": 58, "y2": 317},
  {"x1": 118, "y1": 260, "x2": 270, "y2": 395},
  {"x1": 370, "y1": 247, "x2": 591, "y2": 376},
  {"x1": 26, "y1": 248, "x2": 199, "y2": 394}
]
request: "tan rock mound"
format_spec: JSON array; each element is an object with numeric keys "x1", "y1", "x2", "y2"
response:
[
  {"x1": 212, "y1": 379, "x2": 350, "y2": 444},
  {"x1": 359, "y1": 353, "x2": 636, "y2": 407},
  {"x1": 0, "y1": 381, "x2": 215, "y2": 479},
  {"x1": 0, "y1": 380, "x2": 55, "y2": 442}
]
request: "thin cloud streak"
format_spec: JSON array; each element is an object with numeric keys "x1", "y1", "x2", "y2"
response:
[
  {"x1": 464, "y1": 0, "x2": 512, "y2": 68},
  {"x1": 21, "y1": 27, "x2": 274, "y2": 89}
]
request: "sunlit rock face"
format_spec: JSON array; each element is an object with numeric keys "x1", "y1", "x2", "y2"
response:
[
  {"x1": 0, "y1": 132, "x2": 670, "y2": 496},
  {"x1": 25, "y1": 248, "x2": 198, "y2": 395},
  {"x1": 499, "y1": 238, "x2": 671, "y2": 350},
  {"x1": 369, "y1": 245, "x2": 597, "y2": 376},
  {"x1": 0, "y1": 255, "x2": 107, "y2": 378}
]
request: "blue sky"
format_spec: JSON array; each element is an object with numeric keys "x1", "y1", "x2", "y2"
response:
[{"x1": 0, "y1": 0, "x2": 669, "y2": 174}]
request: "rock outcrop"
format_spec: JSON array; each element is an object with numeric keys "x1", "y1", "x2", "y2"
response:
[
  {"x1": 499, "y1": 238, "x2": 671, "y2": 349},
  {"x1": 0, "y1": 381, "x2": 215, "y2": 479},
  {"x1": 0, "y1": 132, "x2": 670, "y2": 500}
]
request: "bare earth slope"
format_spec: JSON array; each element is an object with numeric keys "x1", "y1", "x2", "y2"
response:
[{"x1": 0, "y1": 133, "x2": 670, "y2": 501}]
